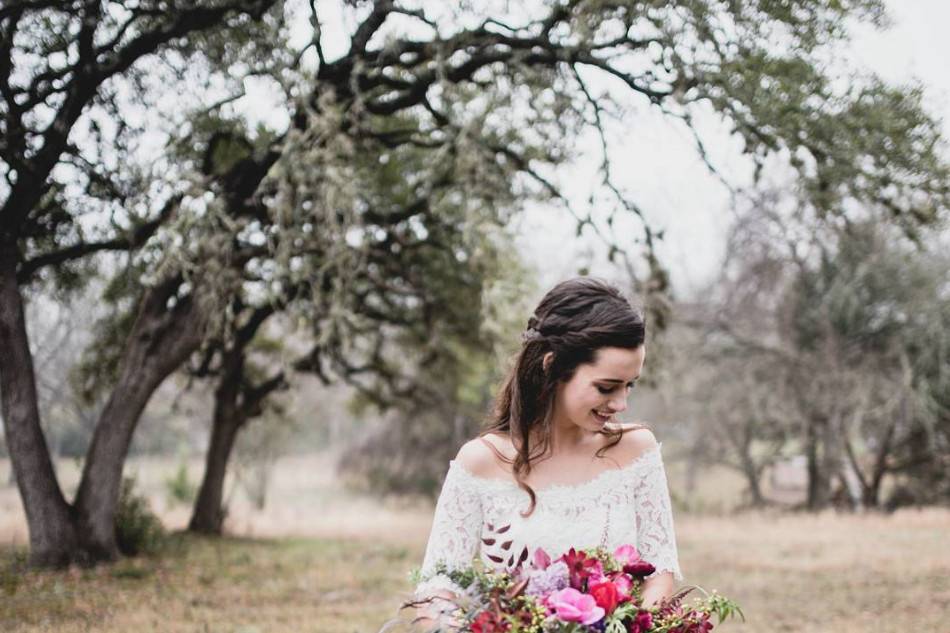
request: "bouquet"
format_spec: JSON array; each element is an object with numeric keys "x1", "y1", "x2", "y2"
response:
[{"x1": 401, "y1": 544, "x2": 743, "y2": 633}]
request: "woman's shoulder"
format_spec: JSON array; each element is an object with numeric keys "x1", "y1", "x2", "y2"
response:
[
  {"x1": 454, "y1": 432, "x2": 514, "y2": 479},
  {"x1": 603, "y1": 422, "x2": 660, "y2": 465}
]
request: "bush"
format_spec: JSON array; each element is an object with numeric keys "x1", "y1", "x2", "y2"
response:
[{"x1": 114, "y1": 475, "x2": 166, "y2": 557}]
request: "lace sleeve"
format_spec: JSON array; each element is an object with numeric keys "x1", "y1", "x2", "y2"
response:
[
  {"x1": 633, "y1": 443, "x2": 684, "y2": 582},
  {"x1": 414, "y1": 460, "x2": 483, "y2": 600}
]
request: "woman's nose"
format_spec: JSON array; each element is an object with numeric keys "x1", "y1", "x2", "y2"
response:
[{"x1": 608, "y1": 396, "x2": 628, "y2": 413}]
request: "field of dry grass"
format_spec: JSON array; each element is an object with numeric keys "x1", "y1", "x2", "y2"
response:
[{"x1": 2, "y1": 453, "x2": 948, "y2": 632}]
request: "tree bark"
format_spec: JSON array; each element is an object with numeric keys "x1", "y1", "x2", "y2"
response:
[
  {"x1": 72, "y1": 278, "x2": 207, "y2": 560},
  {"x1": 188, "y1": 400, "x2": 244, "y2": 534},
  {"x1": 188, "y1": 346, "x2": 245, "y2": 535},
  {"x1": 186, "y1": 302, "x2": 284, "y2": 535},
  {"x1": 187, "y1": 362, "x2": 286, "y2": 534},
  {"x1": 0, "y1": 240, "x2": 79, "y2": 566}
]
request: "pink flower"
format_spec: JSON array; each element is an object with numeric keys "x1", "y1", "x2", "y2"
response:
[
  {"x1": 544, "y1": 587, "x2": 606, "y2": 625},
  {"x1": 609, "y1": 572, "x2": 634, "y2": 602},
  {"x1": 613, "y1": 543, "x2": 656, "y2": 578},
  {"x1": 532, "y1": 547, "x2": 552, "y2": 570},
  {"x1": 614, "y1": 544, "x2": 642, "y2": 566}
]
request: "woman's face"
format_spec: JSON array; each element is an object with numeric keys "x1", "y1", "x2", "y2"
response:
[{"x1": 548, "y1": 345, "x2": 646, "y2": 432}]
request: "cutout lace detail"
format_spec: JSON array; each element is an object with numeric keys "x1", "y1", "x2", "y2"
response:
[{"x1": 414, "y1": 442, "x2": 683, "y2": 600}]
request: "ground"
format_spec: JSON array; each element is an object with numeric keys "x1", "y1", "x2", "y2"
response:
[{"x1": 1, "y1": 454, "x2": 947, "y2": 632}]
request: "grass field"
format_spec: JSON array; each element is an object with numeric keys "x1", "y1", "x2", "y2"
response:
[{"x1": 1, "y1": 455, "x2": 948, "y2": 632}]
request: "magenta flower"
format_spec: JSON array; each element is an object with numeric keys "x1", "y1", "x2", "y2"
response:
[
  {"x1": 628, "y1": 609, "x2": 653, "y2": 633},
  {"x1": 559, "y1": 547, "x2": 605, "y2": 589},
  {"x1": 544, "y1": 587, "x2": 605, "y2": 625}
]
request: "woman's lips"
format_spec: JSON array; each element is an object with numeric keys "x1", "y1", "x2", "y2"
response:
[{"x1": 592, "y1": 410, "x2": 613, "y2": 423}]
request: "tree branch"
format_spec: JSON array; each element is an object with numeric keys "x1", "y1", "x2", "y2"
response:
[
  {"x1": 16, "y1": 194, "x2": 180, "y2": 284},
  {"x1": 349, "y1": 0, "x2": 394, "y2": 57}
]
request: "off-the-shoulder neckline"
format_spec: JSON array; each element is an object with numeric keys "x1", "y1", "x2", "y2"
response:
[{"x1": 449, "y1": 441, "x2": 662, "y2": 495}]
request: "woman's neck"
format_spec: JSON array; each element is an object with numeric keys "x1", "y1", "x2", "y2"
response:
[{"x1": 522, "y1": 419, "x2": 600, "y2": 459}]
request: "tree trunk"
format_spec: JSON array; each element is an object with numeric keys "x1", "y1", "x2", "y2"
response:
[
  {"x1": 864, "y1": 399, "x2": 902, "y2": 508},
  {"x1": 72, "y1": 278, "x2": 206, "y2": 560},
  {"x1": 740, "y1": 453, "x2": 767, "y2": 507},
  {"x1": 187, "y1": 303, "x2": 282, "y2": 535},
  {"x1": 189, "y1": 407, "x2": 244, "y2": 534},
  {"x1": 0, "y1": 242, "x2": 79, "y2": 566},
  {"x1": 805, "y1": 414, "x2": 830, "y2": 510}
]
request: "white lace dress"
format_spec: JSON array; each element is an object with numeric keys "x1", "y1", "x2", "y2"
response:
[{"x1": 414, "y1": 442, "x2": 683, "y2": 600}]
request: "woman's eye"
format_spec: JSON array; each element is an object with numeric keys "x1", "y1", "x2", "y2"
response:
[{"x1": 597, "y1": 383, "x2": 634, "y2": 394}]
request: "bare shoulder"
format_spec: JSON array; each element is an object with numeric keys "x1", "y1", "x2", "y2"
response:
[
  {"x1": 454, "y1": 433, "x2": 513, "y2": 479},
  {"x1": 604, "y1": 423, "x2": 659, "y2": 465}
]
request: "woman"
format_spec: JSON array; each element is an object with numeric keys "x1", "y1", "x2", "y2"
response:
[{"x1": 413, "y1": 276, "x2": 682, "y2": 629}]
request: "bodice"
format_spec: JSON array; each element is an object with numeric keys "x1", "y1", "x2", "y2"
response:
[{"x1": 414, "y1": 442, "x2": 683, "y2": 600}]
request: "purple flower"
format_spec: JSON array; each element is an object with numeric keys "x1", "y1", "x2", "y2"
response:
[{"x1": 525, "y1": 560, "x2": 570, "y2": 597}]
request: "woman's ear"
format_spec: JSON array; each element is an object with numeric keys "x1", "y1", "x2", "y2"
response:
[{"x1": 542, "y1": 351, "x2": 554, "y2": 372}]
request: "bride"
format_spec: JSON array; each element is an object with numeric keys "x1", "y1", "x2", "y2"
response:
[{"x1": 412, "y1": 276, "x2": 682, "y2": 630}]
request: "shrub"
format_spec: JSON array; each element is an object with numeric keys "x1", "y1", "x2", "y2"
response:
[{"x1": 114, "y1": 475, "x2": 166, "y2": 556}]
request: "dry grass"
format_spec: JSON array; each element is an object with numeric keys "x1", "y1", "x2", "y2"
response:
[
  {"x1": 1, "y1": 455, "x2": 948, "y2": 632},
  {"x1": 676, "y1": 507, "x2": 950, "y2": 632}
]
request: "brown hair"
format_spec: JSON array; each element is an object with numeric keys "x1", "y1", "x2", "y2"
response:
[{"x1": 480, "y1": 276, "x2": 648, "y2": 516}]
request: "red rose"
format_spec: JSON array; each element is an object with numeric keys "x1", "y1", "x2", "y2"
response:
[{"x1": 588, "y1": 580, "x2": 621, "y2": 614}]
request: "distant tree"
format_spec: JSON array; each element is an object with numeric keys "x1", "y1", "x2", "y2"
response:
[
  {"x1": 671, "y1": 206, "x2": 802, "y2": 508},
  {"x1": 683, "y1": 200, "x2": 950, "y2": 510},
  {"x1": 786, "y1": 220, "x2": 950, "y2": 509}
]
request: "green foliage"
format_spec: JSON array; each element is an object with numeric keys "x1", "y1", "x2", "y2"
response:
[
  {"x1": 164, "y1": 463, "x2": 198, "y2": 507},
  {"x1": 114, "y1": 476, "x2": 166, "y2": 557},
  {"x1": 705, "y1": 591, "x2": 747, "y2": 625}
]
